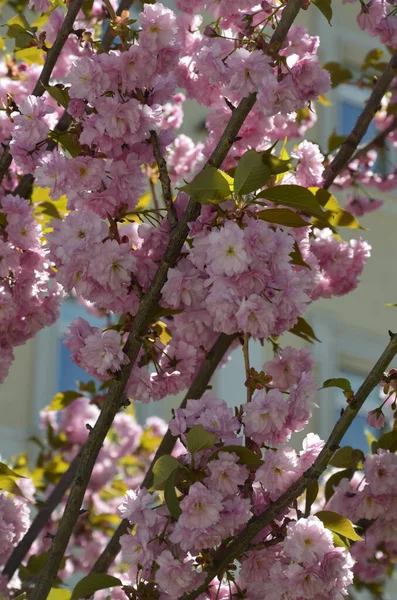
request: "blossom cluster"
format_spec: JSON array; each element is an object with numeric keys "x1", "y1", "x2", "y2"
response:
[{"x1": 0, "y1": 194, "x2": 62, "y2": 382}]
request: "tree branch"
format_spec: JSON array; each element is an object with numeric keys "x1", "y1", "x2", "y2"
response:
[
  {"x1": 29, "y1": 3, "x2": 303, "y2": 596},
  {"x1": 89, "y1": 332, "x2": 238, "y2": 575},
  {"x1": 323, "y1": 51, "x2": 397, "y2": 190},
  {"x1": 32, "y1": 0, "x2": 85, "y2": 96},
  {"x1": 351, "y1": 115, "x2": 397, "y2": 164},
  {"x1": 149, "y1": 130, "x2": 178, "y2": 229},
  {"x1": 2, "y1": 448, "x2": 83, "y2": 580},
  {"x1": 180, "y1": 332, "x2": 397, "y2": 600}
]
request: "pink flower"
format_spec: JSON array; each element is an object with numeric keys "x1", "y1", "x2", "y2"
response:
[
  {"x1": 283, "y1": 516, "x2": 334, "y2": 565},
  {"x1": 205, "y1": 221, "x2": 249, "y2": 277},
  {"x1": 345, "y1": 195, "x2": 383, "y2": 217},
  {"x1": 90, "y1": 240, "x2": 135, "y2": 291},
  {"x1": 155, "y1": 551, "x2": 203, "y2": 596},
  {"x1": 58, "y1": 397, "x2": 100, "y2": 444},
  {"x1": 179, "y1": 482, "x2": 223, "y2": 530},
  {"x1": 118, "y1": 488, "x2": 157, "y2": 527},
  {"x1": 78, "y1": 329, "x2": 129, "y2": 378},
  {"x1": 242, "y1": 389, "x2": 290, "y2": 446},
  {"x1": 292, "y1": 140, "x2": 324, "y2": 187},
  {"x1": 367, "y1": 408, "x2": 385, "y2": 429},
  {"x1": 206, "y1": 452, "x2": 249, "y2": 495},
  {"x1": 264, "y1": 346, "x2": 314, "y2": 390},
  {"x1": 255, "y1": 448, "x2": 298, "y2": 501},
  {"x1": 139, "y1": 2, "x2": 177, "y2": 52},
  {"x1": 236, "y1": 294, "x2": 276, "y2": 338},
  {"x1": 364, "y1": 450, "x2": 397, "y2": 496}
]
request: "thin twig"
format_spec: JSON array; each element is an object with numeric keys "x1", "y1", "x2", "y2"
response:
[
  {"x1": 89, "y1": 332, "x2": 238, "y2": 575},
  {"x1": 2, "y1": 448, "x2": 83, "y2": 580},
  {"x1": 30, "y1": 4, "x2": 303, "y2": 597},
  {"x1": 33, "y1": 0, "x2": 85, "y2": 97},
  {"x1": 323, "y1": 51, "x2": 397, "y2": 189},
  {"x1": 180, "y1": 332, "x2": 397, "y2": 600},
  {"x1": 150, "y1": 130, "x2": 178, "y2": 228}
]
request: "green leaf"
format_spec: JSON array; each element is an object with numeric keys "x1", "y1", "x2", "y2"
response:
[
  {"x1": 179, "y1": 166, "x2": 233, "y2": 205},
  {"x1": 305, "y1": 480, "x2": 319, "y2": 515},
  {"x1": 0, "y1": 462, "x2": 25, "y2": 478},
  {"x1": 362, "y1": 48, "x2": 384, "y2": 71},
  {"x1": 321, "y1": 193, "x2": 363, "y2": 229},
  {"x1": 328, "y1": 131, "x2": 346, "y2": 153},
  {"x1": 311, "y1": 0, "x2": 332, "y2": 25},
  {"x1": 186, "y1": 425, "x2": 217, "y2": 455},
  {"x1": 257, "y1": 208, "x2": 310, "y2": 228},
  {"x1": 0, "y1": 475, "x2": 26, "y2": 498},
  {"x1": 210, "y1": 445, "x2": 263, "y2": 467},
  {"x1": 46, "y1": 391, "x2": 81, "y2": 412},
  {"x1": 290, "y1": 242, "x2": 311, "y2": 269},
  {"x1": 15, "y1": 47, "x2": 45, "y2": 65},
  {"x1": 71, "y1": 574, "x2": 122, "y2": 600},
  {"x1": 45, "y1": 85, "x2": 70, "y2": 109},
  {"x1": 329, "y1": 447, "x2": 353, "y2": 468},
  {"x1": 289, "y1": 317, "x2": 321, "y2": 344},
  {"x1": 321, "y1": 378, "x2": 352, "y2": 393},
  {"x1": 47, "y1": 590, "x2": 71, "y2": 600},
  {"x1": 14, "y1": 594, "x2": 27, "y2": 600},
  {"x1": 82, "y1": 0, "x2": 94, "y2": 17},
  {"x1": 37, "y1": 201, "x2": 62, "y2": 220},
  {"x1": 152, "y1": 455, "x2": 181, "y2": 490},
  {"x1": 325, "y1": 469, "x2": 352, "y2": 502},
  {"x1": 323, "y1": 62, "x2": 352, "y2": 88},
  {"x1": 372, "y1": 430, "x2": 397, "y2": 453},
  {"x1": 257, "y1": 185, "x2": 328, "y2": 223},
  {"x1": 315, "y1": 510, "x2": 362, "y2": 541},
  {"x1": 164, "y1": 472, "x2": 182, "y2": 519},
  {"x1": 234, "y1": 149, "x2": 271, "y2": 195}
]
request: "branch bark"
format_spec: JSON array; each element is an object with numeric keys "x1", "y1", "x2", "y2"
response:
[
  {"x1": 28, "y1": 4, "x2": 302, "y2": 596},
  {"x1": 323, "y1": 50, "x2": 397, "y2": 189},
  {"x1": 150, "y1": 130, "x2": 178, "y2": 228},
  {"x1": 2, "y1": 448, "x2": 82, "y2": 580},
  {"x1": 89, "y1": 332, "x2": 238, "y2": 575},
  {"x1": 351, "y1": 115, "x2": 397, "y2": 164},
  {"x1": 180, "y1": 332, "x2": 397, "y2": 600}
]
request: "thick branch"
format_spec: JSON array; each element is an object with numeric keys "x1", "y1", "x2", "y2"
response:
[
  {"x1": 323, "y1": 51, "x2": 397, "y2": 189},
  {"x1": 89, "y1": 332, "x2": 238, "y2": 575},
  {"x1": 2, "y1": 448, "x2": 82, "y2": 580},
  {"x1": 150, "y1": 130, "x2": 178, "y2": 228},
  {"x1": 181, "y1": 332, "x2": 397, "y2": 600},
  {"x1": 30, "y1": 3, "x2": 302, "y2": 596}
]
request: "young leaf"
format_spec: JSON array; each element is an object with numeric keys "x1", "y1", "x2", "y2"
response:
[
  {"x1": 186, "y1": 425, "x2": 216, "y2": 455},
  {"x1": 47, "y1": 590, "x2": 72, "y2": 600},
  {"x1": 234, "y1": 149, "x2": 271, "y2": 195},
  {"x1": 210, "y1": 445, "x2": 263, "y2": 467},
  {"x1": 290, "y1": 242, "x2": 311, "y2": 269},
  {"x1": 311, "y1": 0, "x2": 332, "y2": 25},
  {"x1": 45, "y1": 85, "x2": 71, "y2": 110},
  {"x1": 316, "y1": 510, "x2": 362, "y2": 541},
  {"x1": 164, "y1": 472, "x2": 182, "y2": 519},
  {"x1": 305, "y1": 480, "x2": 319, "y2": 515},
  {"x1": 152, "y1": 455, "x2": 181, "y2": 489},
  {"x1": 321, "y1": 378, "x2": 352, "y2": 393},
  {"x1": 324, "y1": 469, "x2": 352, "y2": 502},
  {"x1": 0, "y1": 475, "x2": 26, "y2": 498},
  {"x1": 257, "y1": 185, "x2": 328, "y2": 223},
  {"x1": 179, "y1": 166, "x2": 232, "y2": 205},
  {"x1": 45, "y1": 391, "x2": 81, "y2": 412},
  {"x1": 323, "y1": 62, "x2": 352, "y2": 88},
  {"x1": 328, "y1": 131, "x2": 346, "y2": 153},
  {"x1": 372, "y1": 430, "x2": 397, "y2": 454},
  {"x1": 0, "y1": 462, "x2": 25, "y2": 478},
  {"x1": 71, "y1": 574, "x2": 122, "y2": 599},
  {"x1": 289, "y1": 317, "x2": 321, "y2": 344},
  {"x1": 256, "y1": 208, "x2": 309, "y2": 228}
]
